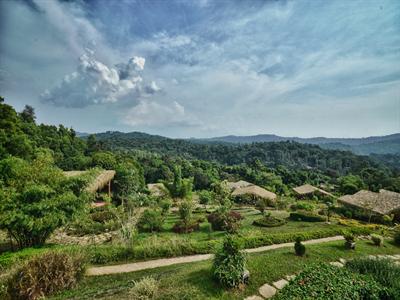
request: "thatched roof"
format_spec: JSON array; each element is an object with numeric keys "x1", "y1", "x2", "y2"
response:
[
  {"x1": 231, "y1": 185, "x2": 277, "y2": 200},
  {"x1": 338, "y1": 189, "x2": 400, "y2": 215},
  {"x1": 293, "y1": 184, "x2": 333, "y2": 197},
  {"x1": 227, "y1": 180, "x2": 253, "y2": 190},
  {"x1": 147, "y1": 183, "x2": 168, "y2": 197},
  {"x1": 63, "y1": 170, "x2": 116, "y2": 193}
]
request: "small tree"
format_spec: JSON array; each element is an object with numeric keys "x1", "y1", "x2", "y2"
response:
[
  {"x1": 213, "y1": 235, "x2": 246, "y2": 288},
  {"x1": 198, "y1": 190, "x2": 213, "y2": 209},
  {"x1": 178, "y1": 200, "x2": 194, "y2": 233},
  {"x1": 0, "y1": 152, "x2": 86, "y2": 248},
  {"x1": 294, "y1": 237, "x2": 306, "y2": 256},
  {"x1": 255, "y1": 198, "x2": 268, "y2": 216}
]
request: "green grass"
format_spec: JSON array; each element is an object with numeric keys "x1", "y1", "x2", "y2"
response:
[{"x1": 50, "y1": 240, "x2": 400, "y2": 300}]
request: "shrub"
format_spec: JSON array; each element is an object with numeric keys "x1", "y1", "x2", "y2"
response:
[
  {"x1": 294, "y1": 237, "x2": 305, "y2": 256},
  {"x1": 252, "y1": 215, "x2": 287, "y2": 227},
  {"x1": 370, "y1": 234, "x2": 383, "y2": 246},
  {"x1": 344, "y1": 233, "x2": 356, "y2": 249},
  {"x1": 178, "y1": 200, "x2": 194, "y2": 233},
  {"x1": 289, "y1": 211, "x2": 325, "y2": 222},
  {"x1": 275, "y1": 263, "x2": 385, "y2": 300},
  {"x1": 172, "y1": 220, "x2": 200, "y2": 234},
  {"x1": 346, "y1": 257, "x2": 400, "y2": 299},
  {"x1": 159, "y1": 199, "x2": 172, "y2": 216},
  {"x1": 7, "y1": 251, "x2": 86, "y2": 300},
  {"x1": 212, "y1": 235, "x2": 246, "y2": 288},
  {"x1": 138, "y1": 209, "x2": 164, "y2": 232},
  {"x1": 290, "y1": 201, "x2": 315, "y2": 211},
  {"x1": 207, "y1": 210, "x2": 242, "y2": 233},
  {"x1": 129, "y1": 276, "x2": 158, "y2": 300},
  {"x1": 394, "y1": 230, "x2": 400, "y2": 245}
]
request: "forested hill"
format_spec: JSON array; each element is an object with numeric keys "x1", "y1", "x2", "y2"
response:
[
  {"x1": 93, "y1": 131, "x2": 398, "y2": 177},
  {"x1": 195, "y1": 133, "x2": 400, "y2": 155}
]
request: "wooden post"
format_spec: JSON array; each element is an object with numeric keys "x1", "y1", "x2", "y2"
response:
[{"x1": 108, "y1": 180, "x2": 111, "y2": 197}]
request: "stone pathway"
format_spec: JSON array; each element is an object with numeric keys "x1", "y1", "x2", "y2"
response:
[
  {"x1": 87, "y1": 235, "x2": 344, "y2": 276},
  {"x1": 244, "y1": 254, "x2": 400, "y2": 299}
]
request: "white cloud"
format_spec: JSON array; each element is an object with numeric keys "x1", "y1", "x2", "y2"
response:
[
  {"x1": 123, "y1": 100, "x2": 199, "y2": 127},
  {"x1": 41, "y1": 51, "x2": 150, "y2": 107}
]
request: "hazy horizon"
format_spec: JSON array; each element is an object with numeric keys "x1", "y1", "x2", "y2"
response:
[{"x1": 1, "y1": 0, "x2": 399, "y2": 138}]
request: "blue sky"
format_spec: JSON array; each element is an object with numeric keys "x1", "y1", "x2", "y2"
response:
[{"x1": 1, "y1": 0, "x2": 399, "y2": 138}]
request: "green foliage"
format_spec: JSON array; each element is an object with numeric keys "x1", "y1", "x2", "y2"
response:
[
  {"x1": 0, "y1": 153, "x2": 86, "y2": 248},
  {"x1": 289, "y1": 211, "x2": 326, "y2": 222},
  {"x1": 394, "y1": 229, "x2": 400, "y2": 245},
  {"x1": 290, "y1": 201, "x2": 316, "y2": 211},
  {"x1": 370, "y1": 234, "x2": 383, "y2": 246},
  {"x1": 207, "y1": 208, "x2": 242, "y2": 233},
  {"x1": 255, "y1": 198, "x2": 269, "y2": 215},
  {"x1": 129, "y1": 276, "x2": 158, "y2": 300},
  {"x1": 344, "y1": 233, "x2": 356, "y2": 249},
  {"x1": 159, "y1": 199, "x2": 172, "y2": 216},
  {"x1": 275, "y1": 263, "x2": 386, "y2": 300},
  {"x1": 113, "y1": 161, "x2": 145, "y2": 202},
  {"x1": 91, "y1": 151, "x2": 117, "y2": 169},
  {"x1": 198, "y1": 190, "x2": 213, "y2": 207},
  {"x1": 252, "y1": 215, "x2": 287, "y2": 227},
  {"x1": 346, "y1": 257, "x2": 400, "y2": 299},
  {"x1": 212, "y1": 235, "x2": 246, "y2": 288},
  {"x1": 294, "y1": 237, "x2": 306, "y2": 256},
  {"x1": 138, "y1": 209, "x2": 164, "y2": 232},
  {"x1": 178, "y1": 200, "x2": 194, "y2": 233},
  {"x1": 6, "y1": 251, "x2": 86, "y2": 300},
  {"x1": 338, "y1": 174, "x2": 366, "y2": 194},
  {"x1": 165, "y1": 166, "x2": 193, "y2": 199}
]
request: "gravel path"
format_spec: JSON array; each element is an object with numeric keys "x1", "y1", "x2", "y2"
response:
[{"x1": 86, "y1": 235, "x2": 344, "y2": 276}]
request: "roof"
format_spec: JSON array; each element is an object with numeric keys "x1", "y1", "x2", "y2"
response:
[
  {"x1": 293, "y1": 184, "x2": 333, "y2": 197},
  {"x1": 231, "y1": 185, "x2": 277, "y2": 200},
  {"x1": 226, "y1": 180, "x2": 253, "y2": 190},
  {"x1": 63, "y1": 170, "x2": 116, "y2": 193},
  {"x1": 338, "y1": 189, "x2": 400, "y2": 215},
  {"x1": 147, "y1": 183, "x2": 168, "y2": 197}
]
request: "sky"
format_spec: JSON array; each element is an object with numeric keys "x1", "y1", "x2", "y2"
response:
[{"x1": 0, "y1": 0, "x2": 399, "y2": 138}]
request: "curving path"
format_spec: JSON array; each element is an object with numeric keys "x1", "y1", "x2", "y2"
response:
[{"x1": 86, "y1": 235, "x2": 344, "y2": 276}]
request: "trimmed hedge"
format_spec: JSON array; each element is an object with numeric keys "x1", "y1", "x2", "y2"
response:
[
  {"x1": 252, "y1": 216, "x2": 287, "y2": 227},
  {"x1": 0, "y1": 225, "x2": 374, "y2": 267},
  {"x1": 289, "y1": 211, "x2": 326, "y2": 222}
]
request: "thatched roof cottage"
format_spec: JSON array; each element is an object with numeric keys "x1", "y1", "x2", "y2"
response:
[
  {"x1": 293, "y1": 184, "x2": 333, "y2": 198},
  {"x1": 64, "y1": 170, "x2": 116, "y2": 195}
]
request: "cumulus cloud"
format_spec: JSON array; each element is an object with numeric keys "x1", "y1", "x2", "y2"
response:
[
  {"x1": 122, "y1": 100, "x2": 200, "y2": 127},
  {"x1": 41, "y1": 51, "x2": 155, "y2": 107}
]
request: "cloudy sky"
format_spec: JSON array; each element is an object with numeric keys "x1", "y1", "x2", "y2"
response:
[{"x1": 1, "y1": 0, "x2": 399, "y2": 138}]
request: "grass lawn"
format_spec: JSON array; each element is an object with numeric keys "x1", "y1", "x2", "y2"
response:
[
  {"x1": 135, "y1": 207, "x2": 345, "y2": 244},
  {"x1": 50, "y1": 239, "x2": 400, "y2": 300}
]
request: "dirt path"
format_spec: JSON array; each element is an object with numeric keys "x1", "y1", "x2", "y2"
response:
[{"x1": 86, "y1": 235, "x2": 344, "y2": 276}]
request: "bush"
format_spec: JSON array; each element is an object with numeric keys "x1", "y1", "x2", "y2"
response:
[
  {"x1": 370, "y1": 234, "x2": 383, "y2": 246},
  {"x1": 212, "y1": 235, "x2": 246, "y2": 288},
  {"x1": 138, "y1": 209, "x2": 164, "y2": 232},
  {"x1": 207, "y1": 210, "x2": 242, "y2": 233},
  {"x1": 129, "y1": 276, "x2": 158, "y2": 300},
  {"x1": 252, "y1": 215, "x2": 287, "y2": 227},
  {"x1": 7, "y1": 251, "x2": 86, "y2": 300},
  {"x1": 346, "y1": 257, "x2": 400, "y2": 299},
  {"x1": 289, "y1": 211, "x2": 325, "y2": 222},
  {"x1": 275, "y1": 263, "x2": 386, "y2": 300},
  {"x1": 344, "y1": 233, "x2": 356, "y2": 249},
  {"x1": 394, "y1": 230, "x2": 400, "y2": 246},
  {"x1": 172, "y1": 220, "x2": 200, "y2": 234},
  {"x1": 178, "y1": 200, "x2": 194, "y2": 233},
  {"x1": 294, "y1": 237, "x2": 305, "y2": 256},
  {"x1": 290, "y1": 201, "x2": 315, "y2": 211}
]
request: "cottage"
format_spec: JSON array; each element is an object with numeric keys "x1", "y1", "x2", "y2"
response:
[
  {"x1": 293, "y1": 184, "x2": 333, "y2": 199},
  {"x1": 231, "y1": 184, "x2": 277, "y2": 206},
  {"x1": 226, "y1": 180, "x2": 253, "y2": 191},
  {"x1": 338, "y1": 189, "x2": 400, "y2": 221}
]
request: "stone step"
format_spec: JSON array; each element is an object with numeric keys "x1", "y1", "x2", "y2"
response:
[
  {"x1": 273, "y1": 279, "x2": 289, "y2": 290},
  {"x1": 259, "y1": 283, "x2": 277, "y2": 299}
]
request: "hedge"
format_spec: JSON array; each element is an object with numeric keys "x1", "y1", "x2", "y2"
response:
[{"x1": 289, "y1": 211, "x2": 326, "y2": 222}]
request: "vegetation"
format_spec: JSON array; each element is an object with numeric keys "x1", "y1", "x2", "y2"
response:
[
  {"x1": 5, "y1": 251, "x2": 86, "y2": 300},
  {"x1": 129, "y1": 277, "x2": 158, "y2": 300},
  {"x1": 212, "y1": 235, "x2": 246, "y2": 288},
  {"x1": 370, "y1": 234, "x2": 384, "y2": 247},
  {"x1": 275, "y1": 263, "x2": 385, "y2": 300},
  {"x1": 294, "y1": 237, "x2": 306, "y2": 256}
]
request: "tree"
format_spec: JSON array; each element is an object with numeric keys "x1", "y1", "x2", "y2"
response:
[
  {"x1": 178, "y1": 200, "x2": 194, "y2": 233},
  {"x1": 0, "y1": 152, "x2": 86, "y2": 248},
  {"x1": 19, "y1": 105, "x2": 36, "y2": 123},
  {"x1": 338, "y1": 175, "x2": 365, "y2": 195},
  {"x1": 113, "y1": 161, "x2": 145, "y2": 204},
  {"x1": 165, "y1": 166, "x2": 193, "y2": 199},
  {"x1": 198, "y1": 190, "x2": 213, "y2": 209},
  {"x1": 91, "y1": 151, "x2": 117, "y2": 169}
]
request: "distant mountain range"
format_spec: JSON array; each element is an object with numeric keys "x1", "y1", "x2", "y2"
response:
[
  {"x1": 83, "y1": 131, "x2": 400, "y2": 155},
  {"x1": 195, "y1": 133, "x2": 400, "y2": 155}
]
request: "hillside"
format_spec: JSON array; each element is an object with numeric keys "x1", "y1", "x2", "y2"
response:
[
  {"x1": 198, "y1": 133, "x2": 400, "y2": 155},
  {"x1": 92, "y1": 131, "x2": 398, "y2": 176}
]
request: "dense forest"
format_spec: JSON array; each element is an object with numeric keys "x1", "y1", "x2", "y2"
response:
[{"x1": 1, "y1": 97, "x2": 399, "y2": 197}]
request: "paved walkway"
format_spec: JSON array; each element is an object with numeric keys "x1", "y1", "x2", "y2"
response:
[{"x1": 87, "y1": 235, "x2": 344, "y2": 276}]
